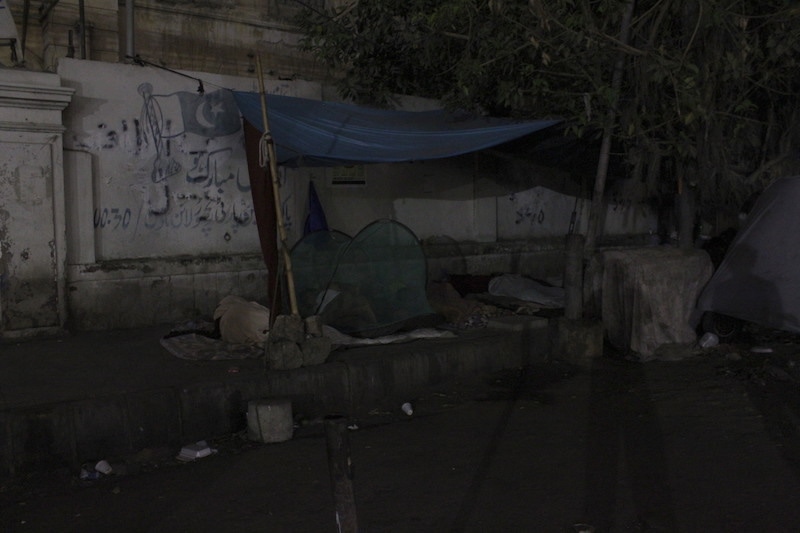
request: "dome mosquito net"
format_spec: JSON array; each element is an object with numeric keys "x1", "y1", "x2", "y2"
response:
[{"x1": 291, "y1": 219, "x2": 439, "y2": 337}]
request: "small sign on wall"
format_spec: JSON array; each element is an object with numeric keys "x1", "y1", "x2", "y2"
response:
[{"x1": 329, "y1": 165, "x2": 366, "y2": 187}]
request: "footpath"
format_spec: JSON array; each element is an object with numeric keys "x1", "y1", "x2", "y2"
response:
[
  {"x1": 0, "y1": 316, "x2": 549, "y2": 478},
  {"x1": 4, "y1": 343, "x2": 800, "y2": 531}
]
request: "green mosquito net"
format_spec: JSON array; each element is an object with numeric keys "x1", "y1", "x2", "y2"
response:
[{"x1": 291, "y1": 219, "x2": 439, "y2": 337}]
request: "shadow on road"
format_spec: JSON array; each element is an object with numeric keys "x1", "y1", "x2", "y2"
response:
[
  {"x1": 582, "y1": 356, "x2": 678, "y2": 532},
  {"x1": 447, "y1": 362, "x2": 575, "y2": 532},
  {"x1": 447, "y1": 365, "x2": 528, "y2": 532},
  {"x1": 742, "y1": 366, "x2": 800, "y2": 482}
]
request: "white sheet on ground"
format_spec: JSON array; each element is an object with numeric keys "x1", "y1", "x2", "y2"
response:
[
  {"x1": 323, "y1": 326, "x2": 456, "y2": 346},
  {"x1": 488, "y1": 274, "x2": 565, "y2": 308}
]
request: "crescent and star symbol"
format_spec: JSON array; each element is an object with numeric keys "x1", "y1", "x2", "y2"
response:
[{"x1": 194, "y1": 100, "x2": 224, "y2": 129}]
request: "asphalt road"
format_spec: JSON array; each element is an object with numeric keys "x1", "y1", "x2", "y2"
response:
[{"x1": 3, "y1": 345, "x2": 800, "y2": 533}]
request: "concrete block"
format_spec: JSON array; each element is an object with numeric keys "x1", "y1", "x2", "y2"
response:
[
  {"x1": 246, "y1": 398, "x2": 293, "y2": 443},
  {"x1": 301, "y1": 336, "x2": 332, "y2": 366},
  {"x1": 304, "y1": 315, "x2": 325, "y2": 337},
  {"x1": 586, "y1": 247, "x2": 711, "y2": 358},
  {"x1": 550, "y1": 317, "x2": 604, "y2": 369},
  {"x1": 283, "y1": 342, "x2": 305, "y2": 370},
  {"x1": 266, "y1": 339, "x2": 304, "y2": 370},
  {"x1": 270, "y1": 315, "x2": 305, "y2": 344}
]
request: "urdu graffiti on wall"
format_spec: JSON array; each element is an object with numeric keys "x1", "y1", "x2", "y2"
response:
[
  {"x1": 502, "y1": 186, "x2": 582, "y2": 238},
  {"x1": 135, "y1": 83, "x2": 246, "y2": 217},
  {"x1": 76, "y1": 82, "x2": 264, "y2": 240},
  {"x1": 509, "y1": 189, "x2": 548, "y2": 226},
  {"x1": 500, "y1": 183, "x2": 651, "y2": 240}
]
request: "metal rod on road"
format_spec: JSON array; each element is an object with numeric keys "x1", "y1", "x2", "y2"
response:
[{"x1": 324, "y1": 415, "x2": 359, "y2": 533}]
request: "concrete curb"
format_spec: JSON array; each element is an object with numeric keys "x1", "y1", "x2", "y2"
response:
[{"x1": 1, "y1": 318, "x2": 549, "y2": 477}]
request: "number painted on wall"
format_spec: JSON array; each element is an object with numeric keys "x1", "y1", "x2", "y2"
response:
[{"x1": 93, "y1": 208, "x2": 133, "y2": 229}]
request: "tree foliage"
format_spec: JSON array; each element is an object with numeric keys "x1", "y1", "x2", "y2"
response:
[{"x1": 296, "y1": 0, "x2": 800, "y2": 211}]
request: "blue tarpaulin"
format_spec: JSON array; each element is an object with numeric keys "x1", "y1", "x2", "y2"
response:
[{"x1": 232, "y1": 90, "x2": 562, "y2": 167}]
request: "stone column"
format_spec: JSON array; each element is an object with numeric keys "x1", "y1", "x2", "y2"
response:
[{"x1": 0, "y1": 69, "x2": 73, "y2": 338}]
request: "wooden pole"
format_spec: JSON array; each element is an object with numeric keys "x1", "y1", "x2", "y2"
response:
[{"x1": 256, "y1": 55, "x2": 299, "y2": 316}]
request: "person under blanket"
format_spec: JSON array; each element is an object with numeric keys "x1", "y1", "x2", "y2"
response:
[{"x1": 213, "y1": 295, "x2": 270, "y2": 345}]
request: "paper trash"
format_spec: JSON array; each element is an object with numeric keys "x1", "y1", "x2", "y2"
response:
[{"x1": 176, "y1": 440, "x2": 217, "y2": 462}]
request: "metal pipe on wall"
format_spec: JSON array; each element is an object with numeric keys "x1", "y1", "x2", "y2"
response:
[
  {"x1": 125, "y1": 0, "x2": 134, "y2": 59},
  {"x1": 78, "y1": 0, "x2": 86, "y2": 59}
]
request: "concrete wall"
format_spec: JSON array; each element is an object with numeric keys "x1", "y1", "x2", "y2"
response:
[
  {"x1": 57, "y1": 57, "x2": 318, "y2": 330},
  {"x1": 54, "y1": 57, "x2": 656, "y2": 331},
  {"x1": 0, "y1": 50, "x2": 656, "y2": 334},
  {"x1": 0, "y1": 0, "x2": 659, "y2": 336},
  {"x1": 306, "y1": 153, "x2": 655, "y2": 282},
  {"x1": 7, "y1": 0, "x2": 326, "y2": 80},
  {"x1": 307, "y1": 158, "x2": 654, "y2": 243}
]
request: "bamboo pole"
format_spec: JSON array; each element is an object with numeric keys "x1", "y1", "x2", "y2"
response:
[{"x1": 256, "y1": 55, "x2": 299, "y2": 316}]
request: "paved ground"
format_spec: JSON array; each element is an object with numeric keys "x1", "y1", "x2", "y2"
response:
[
  {"x1": 4, "y1": 330, "x2": 800, "y2": 532},
  {"x1": 0, "y1": 318, "x2": 540, "y2": 479},
  {"x1": 0, "y1": 326, "x2": 264, "y2": 410}
]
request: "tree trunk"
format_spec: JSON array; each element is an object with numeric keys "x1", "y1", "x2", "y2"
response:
[
  {"x1": 678, "y1": 187, "x2": 696, "y2": 250},
  {"x1": 564, "y1": 233, "x2": 585, "y2": 320},
  {"x1": 584, "y1": 0, "x2": 637, "y2": 257}
]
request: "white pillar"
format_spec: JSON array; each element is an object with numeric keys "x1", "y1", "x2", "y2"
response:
[{"x1": 0, "y1": 70, "x2": 73, "y2": 338}]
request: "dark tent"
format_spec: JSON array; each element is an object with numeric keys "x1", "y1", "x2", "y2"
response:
[
  {"x1": 231, "y1": 91, "x2": 562, "y2": 167},
  {"x1": 696, "y1": 176, "x2": 800, "y2": 334}
]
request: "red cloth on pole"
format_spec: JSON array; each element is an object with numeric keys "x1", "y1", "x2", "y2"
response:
[{"x1": 243, "y1": 118, "x2": 280, "y2": 314}]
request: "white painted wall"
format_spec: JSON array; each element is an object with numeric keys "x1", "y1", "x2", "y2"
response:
[
  {"x1": 307, "y1": 156, "x2": 654, "y2": 244},
  {"x1": 0, "y1": 58, "x2": 655, "y2": 333},
  {"x1": 302, "y1": 152, "x2": 655, "y2": 286},
  {"x1": 57, "y1": 58, "x2": 318, "y2": 329},
  {"x1": 58, "y1": 57, "x2": 318, "y2": 260}
]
